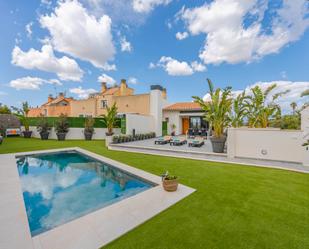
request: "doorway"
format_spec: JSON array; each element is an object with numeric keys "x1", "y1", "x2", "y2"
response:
[{"x1": 182, "y1": 117, "x2": 189, "y2": 134}]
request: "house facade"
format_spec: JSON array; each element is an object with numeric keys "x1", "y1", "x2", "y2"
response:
[
  {"x1": 162, "y1": 102, "x2": 208, "y2": 135},
  {"x1": 28, "y1": 79, "x2": 167, "y2": 118}
]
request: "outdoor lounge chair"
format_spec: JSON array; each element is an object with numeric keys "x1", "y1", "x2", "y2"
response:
[
  {"x1": 188, "y1": 137, "x2": 204, "y2": 147},
  {"x1": 154, "y1": 136, "x2": 172, "y2": 145},
  {"x1": 170, "y1": 136, "x2": 187, "y2": 146},
  {"x1": 187, "y1": 128, "x2": 194, "y2": 138}
]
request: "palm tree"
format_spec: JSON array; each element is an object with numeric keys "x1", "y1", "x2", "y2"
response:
[
  {"x1": 193, "y1": 79, "x2": 232, "y2": 153},
  {"x1": 101, "y1": 103, "x2": 118, "y2": 136},
  {"x1": 290, "y1": 102, "x2": 297, "y2": 115},
  {"x1": 246, "y1": 84, "x2": 288, "y2": 128},
  {"x1": 231, "y1": 91, "x2": 249, "y2": 128}
]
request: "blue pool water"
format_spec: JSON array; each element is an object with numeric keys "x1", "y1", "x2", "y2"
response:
[{"x1": 16, "y1": 151, "x2": 154, "y2": 236}]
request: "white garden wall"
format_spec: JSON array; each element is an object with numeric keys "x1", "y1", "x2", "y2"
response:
[
  {"x1": 163, "y1": 111, "x2": 182, "y2": 135},
  {"x1": 24, "y1": 126, "x2": 121, "y2": 140},
  {"x1": 227, "y1": 128, "x2": 303, "y2": 163},
  {"x1": 125, "y1": 114, "x2": 154, "y2": 135}
]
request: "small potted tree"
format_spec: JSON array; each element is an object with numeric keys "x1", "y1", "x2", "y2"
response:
[
  {"x1": 37, "y1": 115, "x2": 51, "y2": 140},
  {"x1": 101, "y1": 103, "x2": 118, "y2": 147},
  {"x1": 162, "y1": 171, "x2": 178, "y2": 192},
  {"x1": 55, "y1": 114, "x2": 69, "y2": 141},
  {"x1": 84, "y1": 116, "x2": 95, "y2": 140},
  {"x1": 193, "y1": 79, "x2": 232, "y2": 153}
]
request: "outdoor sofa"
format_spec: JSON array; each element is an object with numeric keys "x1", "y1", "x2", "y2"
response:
[
  {"x1": 155, "y1": 136, "x2": 172, "y2": 145},
  {"x1": 170, "y1": 136, "x2": 187, "y2": 146}
]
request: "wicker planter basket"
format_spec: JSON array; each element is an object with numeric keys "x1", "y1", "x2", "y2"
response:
[{"x1": 162, "y1": 178, "x2": 178, "y2": 192}]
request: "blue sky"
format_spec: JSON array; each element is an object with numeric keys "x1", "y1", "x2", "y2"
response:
[{"x1": 0, "y1": 0, "x2": 308, "y2": 112}]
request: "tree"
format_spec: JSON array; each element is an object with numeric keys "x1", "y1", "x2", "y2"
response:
[
  {"x1": 11, "y1": 102, "x2": 31, "y2": 131},
  {"x1": 230, "y1": 91, "x2": 249, "y2": 127},
  {"x1": 193, "y1": 79, "x2": 232, "y2": 138},
  {"x1": 101, "y1": 103, "x2": 118, "y2": 135},
  {"x1": 246, "y1": 84, "x2": 288, "y2": 128},
  {"x1": 0, "y1": 103, "x2": 11, "y2": 114},
  {"x1": 290, "y1": 102, "x2": 297, "y2": 115}
]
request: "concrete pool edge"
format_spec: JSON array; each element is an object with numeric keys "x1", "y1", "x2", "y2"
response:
[{"x1": 0, "y1": 147, "x2": 195, "y2": 249}]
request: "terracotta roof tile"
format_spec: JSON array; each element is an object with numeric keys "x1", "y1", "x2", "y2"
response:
[
  {"x1": 163, "y1": 102, "x2": 202, "y2": 111},
  {"x1": 103, "y1": 87, "x2": 119, "y2": 95}
]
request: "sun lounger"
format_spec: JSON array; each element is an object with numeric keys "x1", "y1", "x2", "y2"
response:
[
  {"x1": 188, "y1": 137, "x2": 204, "y2": 147},
  {"x1": 170, "y1": 136, "x2": 187, "y2": 146},
  {"x1": 155, "y1": 136, "x2": 172, "y2": 144}
]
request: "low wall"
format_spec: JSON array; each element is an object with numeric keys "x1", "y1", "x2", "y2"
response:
[
  {"x1": 227, "y1": 128, "x2": 303, "y2": 163},
  {"x1": 24, "y1": 126, "x2": 121, "y2": 140},
  {"x1": 125, "y1": 114, "x2": 154, "y2": 135}
]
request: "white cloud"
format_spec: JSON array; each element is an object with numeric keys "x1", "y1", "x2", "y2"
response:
[
  {"x1": 101, "y1": 63, "x2": 117, "y2": 71},
  {"x1": 191, "y1": 61, "x2": 206, "y2": 72},
  {"x1": 12, "y1": 45, "x2": 84, "y2": 81},
  {"x1": 132, "y1": 0, "x2": 172, "y2": 13},
  {"x1": 128, "y1": 77, "x2": 138, "y2": 84},
  {"x1": 175, "y1": 31, "x2": 188, "y2": 40},
  {"x1": 10, "y1": 77, "x2": 62, "y2": 90},
  {"x1": 153, "y1": 56, "x2": 206, "y2": 76},
  {"x1": 97, "y1": 73, "x2": 116, "y2": 85},
  {"x1": 40, "y1": 0, "x2": 115, "y2": 69},
  {"x1": 180, "y1": 0, "x2": 309, "y2": 65},
  {"x1": 203, "y1": 81, "x2": 309, "y2": 113},
  {"x1": 120, "y1": 36, "x2": 132, "y2": 52},
  {"x1": 25, "y1": 22, "x2": 33, "y2": 38},
  {"x1": 281, "y1": 71, "x2": 287, "y2": 79},
  {"x1": 69, "y1": 86, "x2": 97, "y2": 99},
  {"x1": 149, "y1": 62, "x2": 156, "y2": 69}
]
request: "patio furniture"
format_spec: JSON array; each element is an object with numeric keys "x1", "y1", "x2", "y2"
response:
[
  {"x1": 155, "y1": 136, "x2": 172, "y2": 145},
  {"x1": 188, "y1": 137, "x2": 204, "y2": 147},
  {"x1": 170, "y1": 136, "x2": 187, "y2": 146},
  {"x1": 6, "y1": 128, "x2": 21, "y2": 137},
  {"x1": 200, "y1": 129, "x2": 207, "y2": 138},
  {"x1": 187, "y1": 128, "x2": 194, "y2": 138},
  {"x1": 193, "y1": 129, "x2": 199, "y2": 137}
]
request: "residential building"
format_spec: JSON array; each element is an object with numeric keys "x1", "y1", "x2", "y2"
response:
[
  {"x1": 162, "y1": 102, "x2": 208, "y2": 135},
  {"x1": 28, "y1": 92, "x2": 73, "y2": 117}
]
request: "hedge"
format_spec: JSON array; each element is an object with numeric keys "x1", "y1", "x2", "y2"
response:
[{"x1": 27, "y1": 117, "x2": 121, "y2": 128}]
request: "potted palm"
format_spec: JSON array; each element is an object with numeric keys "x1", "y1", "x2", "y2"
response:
[
  {"x1": 170, "y1": 123, "x2": 176, "y2": 136},
  {"x1": 84, "y1": 116, "x2": 95, "y2": 140},
  {"x1": 162, "y1": 171, "x2": 178, "y2": 192},
  {"x1": 193, "y1": 79, "x2": 232, "y2": 153},
  {"x1": 55, "y1": 114, "x2": 69, "y2": 141},
  {"x1": 101, "y1": 103, "x2": 118, "y2": 147},
  {"x1": 37, "y1": 115, "x2": 51, "y2": 140}
]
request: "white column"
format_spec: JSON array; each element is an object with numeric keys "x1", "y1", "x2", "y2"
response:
[
  {"x1": 227, "y1": 128, "x2": 236, "y2": 159},
  {"x1": 150, "y1": 86, "x2": 163, "y2": 137},
  {"x1": 301, "y1": 106, "x2": 309, "y2": 166}
]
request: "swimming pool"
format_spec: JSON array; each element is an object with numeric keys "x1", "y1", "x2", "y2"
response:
[{"x1": 16, "y1": 150, "x2": 155, "y2": 236}]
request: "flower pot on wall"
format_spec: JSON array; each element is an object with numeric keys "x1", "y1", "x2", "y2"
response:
[
  {"x1": 162, "y1": 178, "x2": 178, "y2": 192},
  {"x1": 23, "y1": 131, "x2": 32, "y2": 138},
  {"x1": 105, "y1": 135, "x2": 113, "y2": 148},
  {"x1": 40, "y1": 131, "x2": 49, "y2": 140},
  {"x1": 56, "y1": 132, "x2": 67, "y2": 141},
  {"x1": 210, "y1": 136, "x2": 226, "y2": 153}
]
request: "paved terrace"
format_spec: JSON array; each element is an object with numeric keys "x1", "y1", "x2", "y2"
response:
[{"x1": 109, "y1": 138, "x2": 309, "y2": 174}]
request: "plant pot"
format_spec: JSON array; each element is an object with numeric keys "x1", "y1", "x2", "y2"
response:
[
  {"x1": 105, "y1": 132, "x2": 114, "y2": 136},
  {"x1": 210, "y1": 136, "x2": 226, "y2": 153},
  {"x1": 84, "y1": 132, "x2": 93, "y2": 140},
  {"x1": 57, "y1": 132, "x2": 67, "y2": 141},
  {"x1": 163, "y1": 178, "x2": 178, "y2": 192},
  {"x1": 105, "y1": 135, "x2": 113, "y2": 147},
  {"x1": 40, "y1": 131, "x2": 49, "y2": 140},
  {"x1": 23, "y1": 131, "x2": 32, "y2": 138}
]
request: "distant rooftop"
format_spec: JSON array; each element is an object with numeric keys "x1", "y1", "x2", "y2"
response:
[{"x1": 163, "y1": 102, "x2": 202, "y2": 111}]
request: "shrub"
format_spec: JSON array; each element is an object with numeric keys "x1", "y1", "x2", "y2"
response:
[{"x1": 55, "y1": 114, "x2": 69, "y2": 134}]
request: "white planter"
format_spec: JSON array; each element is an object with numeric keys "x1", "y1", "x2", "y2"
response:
[{"x1": 105, "y1": 136, "x2": 113, "y2": 148}]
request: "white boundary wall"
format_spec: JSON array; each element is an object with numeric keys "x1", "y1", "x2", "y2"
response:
[
  {"x1": 24, "y1": 126, "x2": 121, "y2": 140},
  {"x1": 227, "y1": 128, "x2": 303, "y2": 163},
  {"x1": 125, "y1": 114, "x2": 154, "y2": 135}
]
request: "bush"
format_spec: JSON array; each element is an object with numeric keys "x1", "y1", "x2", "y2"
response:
[
  {"x1": 111, "y1": 132, "x2": 156, "y2": 144},
  {"x1": 55, "y1": 115, "x2": 69, "y2": 134}
]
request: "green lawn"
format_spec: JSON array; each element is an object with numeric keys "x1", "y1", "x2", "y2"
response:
[{"x1": 1, "y1": 137, "x2": 309, "y2": 249}]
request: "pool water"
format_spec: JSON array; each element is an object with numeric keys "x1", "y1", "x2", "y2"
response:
[{"x1": 16, "y1": 151, "x2": 153, "y2": 236}]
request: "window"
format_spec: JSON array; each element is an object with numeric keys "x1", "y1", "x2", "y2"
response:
[{"x1": 100, "y1": 100, "x2": 108, "y2": 109}]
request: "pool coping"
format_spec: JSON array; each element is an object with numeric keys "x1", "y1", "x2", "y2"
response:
[{"x1": 0, "y1": 147, "x2": 195, "y2": 249}]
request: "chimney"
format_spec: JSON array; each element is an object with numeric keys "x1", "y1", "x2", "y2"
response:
[
  {"x1": 48, "y1": 94, "x2": 54, "y2": 102},
  {"x1": 120, "y1": 79, "x2": 127, "y2": 96},
  {"x1": 101, "y1": 82, "x2": 107, "y2": 93},
  {"x1": 162, "y1": 88, "x2": 167, "y2": 99},
  {"x1": 59, "y1": 92, "x2": 64, "y2": 98}
]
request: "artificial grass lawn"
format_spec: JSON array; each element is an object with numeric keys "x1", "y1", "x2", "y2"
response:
[{"x1": 1, "y1": 137, "x2": 309, "y2": 249}]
